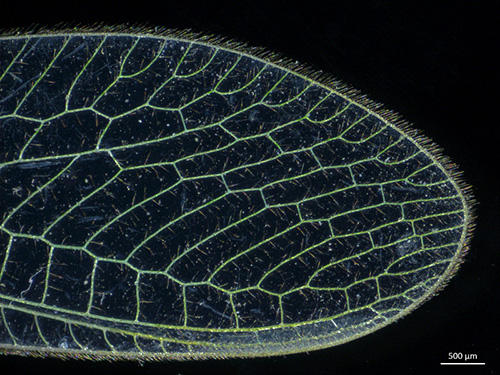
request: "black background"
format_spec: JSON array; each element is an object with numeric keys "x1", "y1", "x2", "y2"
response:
[{"x1": 0, "y1": 1, "x2": 497, "y2": 374}]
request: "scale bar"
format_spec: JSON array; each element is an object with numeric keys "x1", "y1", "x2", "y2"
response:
[{"x1": 440, "y1": 363, "x2": 485, "y2": 365}]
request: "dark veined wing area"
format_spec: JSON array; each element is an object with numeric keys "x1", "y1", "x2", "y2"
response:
[{"x1": 0, "y1": 29, "x2": 474, "y2": 360}]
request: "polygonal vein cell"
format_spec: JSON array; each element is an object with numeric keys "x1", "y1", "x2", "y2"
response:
[{"x1": 0, "y1": 31, "x2": 474, "y2": 360}]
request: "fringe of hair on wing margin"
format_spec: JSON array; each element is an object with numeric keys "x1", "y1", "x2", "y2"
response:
[{"x1": 0, "y1": 22, "x2": 478, "y2": 361}]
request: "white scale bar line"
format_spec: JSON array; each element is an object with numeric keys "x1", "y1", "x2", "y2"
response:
[{"x1": 440, "y1": 363, "x2": 485, "y2": 365}]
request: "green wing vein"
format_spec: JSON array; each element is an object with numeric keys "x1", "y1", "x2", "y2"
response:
[{"x1": 0, "y1": 31, "x2": 472, "y2": 360}]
